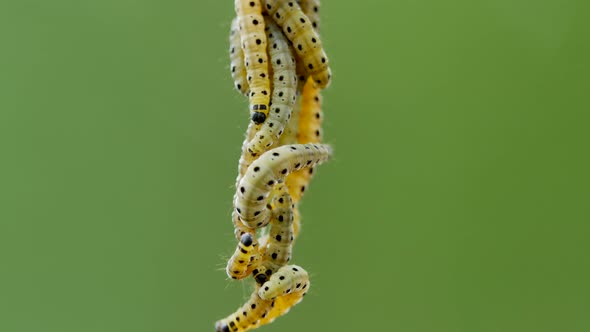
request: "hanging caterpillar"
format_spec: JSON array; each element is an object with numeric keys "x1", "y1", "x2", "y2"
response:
[
  {"x1": 258, "y1": 264, "x2": 310, "y2": 300},
  {"x1": 229, "y1": 18, "x2": 249, "y2": 96},
  {"x1": 215, "y1": 287, "x2": 273, "y2": 332},
  {"x1": 286, "y1": 77, "x2": 323, "y2": 202},
  {"x1": 226, "y1": 233, "x2": 261, "y2": 280},
  {"x1": 255, "y1": 289, "x2": 306, "y2": 326},
  {"x1": 247, "y1": 17, "x2": 298, "y2": 155},
  {"x1": 262, "y1": 0, "x2": 331, "y2": 88},
  {"x1": 252, "y1": 184, "x2": 295, "y2": 285},
  {"x1": 235, "y1": 0, "x2": 271, "y2": 124},
  {"x1": 234, "y1": 143, "x2": 332, "y2": 229}
]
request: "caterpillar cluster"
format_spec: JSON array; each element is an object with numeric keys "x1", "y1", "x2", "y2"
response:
[{"x1": 216, "y1": 1, "x2": 332, "y2": 331}]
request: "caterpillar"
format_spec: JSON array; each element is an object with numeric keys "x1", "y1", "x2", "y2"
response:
[
  {"x1": 252, "y1": 184, "x2": 295, "y2": 285},
  {"x1": 299, "y1": 0, "x2": 321, "y2": 32},
  {"x1": 262, "y1": 0, "x2": 331, "y2": 88},
  {"x1": 256, "y1": 290, "x2": 306, "y2": 326},
  {"x1": 247, "y1": 16, "x2": 298, "y2": 155},
  {"x1": 286, "y1": 77, "x2": 323, "y2": 202},
  {"x1": 235, "y1": 0, "x2": 271, "y2": 124},
  {"x1": 215, "y1": 288, "x2": 273, "y2": 332},
  {"x1": 258, "y1": 264, "x2": 310, "y2": 300},
  {"x1": 226, "y1": 233, "x2": 261, "y2": 280},
  {"x1": 229, "y1": 17, "x2": 249, "y2": 95},
  {"x1": 234, "y1": 122, "x2": 259, "y2": 240},
  {"x1": 234, "y1": 143, "x2": 332, "y2": 229}
]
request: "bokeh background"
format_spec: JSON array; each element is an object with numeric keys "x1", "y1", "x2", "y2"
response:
[{"x1": 1, "y1": 0, "x2": 589, "y2": 331}]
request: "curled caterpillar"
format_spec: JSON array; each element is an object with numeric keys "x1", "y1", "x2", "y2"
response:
[
  {"x1": 262, "y1": 0, "x2": 331, "y2": 88},
  {"x1": 229, "y1": 17, "x2": 249, "y2": 95},
  {"x1": 226, "y1": 233, "x2": 260, "y2": 280},
  {"x1": 252, "y1": 184, "x2": 295, "y2": 284},
  {"x1": 259, "y1": 264, "x2": 310, "y2": 300},
  {"x1": 234, "y1": 143, "x2": 332, "y2": 229},
  {"x1": 247, "y1": 16, "x2": 298, "y2": 155},
  {"x1": 215, "y1": 288, "x2": 273, "y2": 332},
  {"x1": 235, "y1": 0, "x2": 271, "y2": 124}
]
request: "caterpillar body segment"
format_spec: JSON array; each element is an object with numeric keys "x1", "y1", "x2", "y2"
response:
[
  {"x1": 256, "y1": 290, "x2": 305, "y2": 326},
  {"x1": 234, "y1": 123, "x2": 259, "y2": 240},
  {"x1": 234, "y1": 143, "x2": 332, "y2": 229},
  {"x1": 252, "y1": 184, "x2": 295, "y2": 285},
  {"x1": 247, "y1": 17, "x2": 298, "y2": 155},
  {"x1": 286, "y1": 77, "x2": 323, "y2": 202},
  {"x1": 277, "y1": 93, "x2": 301, "y2": 146},
  {"x1": 215, "y1": 288, "x2": 273, "y2": 332},
  {"x1": 230, "y1": 18, "x2": 249, "y2": 95},
  {"x1": 226, "y1": 233, "x2": 261, "y2": 280},
  {"x1": 299, "y1": 0, "x2": 321, "y2": 32},
  {"x1": 259, "y1": 264, "x2": 310, "y2": 300},
  {"x1": 235, "y1": 0, "x2": 271, "y2": 124},
  {"x1": 262, "y1": 0, "x2": 331, "y2": 88}
]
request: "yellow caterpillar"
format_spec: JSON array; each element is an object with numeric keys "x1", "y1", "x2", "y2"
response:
[
  {"x1": 229, "y1": 17, "x2": 249, "y2": 95},
  {"x1": 215, "y1": 288, "x2": 273, "y2": 332},
  {"x1": 226, "y1": 233, "x2": 261, "y2": 280},
  {"x1": 262, "y1": 0, "x2": 331, "y2": 88},
  {"x1": 247, "y1": 17, "x2": 298, "y2": 155},
  {"x1": 234, "y1": 143, "x2": 332, "y2": 229},
  {"x1": 255, "y1": 290, "x2": 306, "y2": 326},
  {"x1": 259, "y1": 264, "x2": 310, "y2": 300},
  {"x1": 252, "y1": 184, "x2": 295, "y2": 285},
  {"x1": 286, "y1": 77, "x2": 323, "y2": 202},
  {"x1": 235, "y1": 0, "x2": 271, "y2": 124}
]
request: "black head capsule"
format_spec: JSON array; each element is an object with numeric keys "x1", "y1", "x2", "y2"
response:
[{"x1": 252, "y1": 111, "x2": 267, "y2": 124}]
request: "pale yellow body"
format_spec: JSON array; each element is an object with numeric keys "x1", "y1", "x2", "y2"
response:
[
  {"x1": 235, "y1": 0, "x2": 271, "y2": 121},
  {"x1": 247, "y1": 17, "x2": 298, "y2": 155},
  {"x1": 262, "y1": 0, "x2": 331, "y2": 88},
  {"x1": 229, "y1": 18, "x2": 249, "y2": 95}
]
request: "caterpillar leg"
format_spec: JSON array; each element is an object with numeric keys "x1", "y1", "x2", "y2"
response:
[{"x1": 215, "y1": 288, "x2": 273, "y2": 332}]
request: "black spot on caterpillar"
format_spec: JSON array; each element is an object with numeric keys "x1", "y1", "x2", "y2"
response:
[
  {"x1": 215, "y1": 286, "x2": 273, "y2": 332},
  {"x1": 258, "y1": 264, "x2": 310, "y2": 300}
]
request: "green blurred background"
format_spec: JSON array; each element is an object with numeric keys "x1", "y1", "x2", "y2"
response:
[{"x1": 1, "y1": 0, "x2": 589, "y2": 331}]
